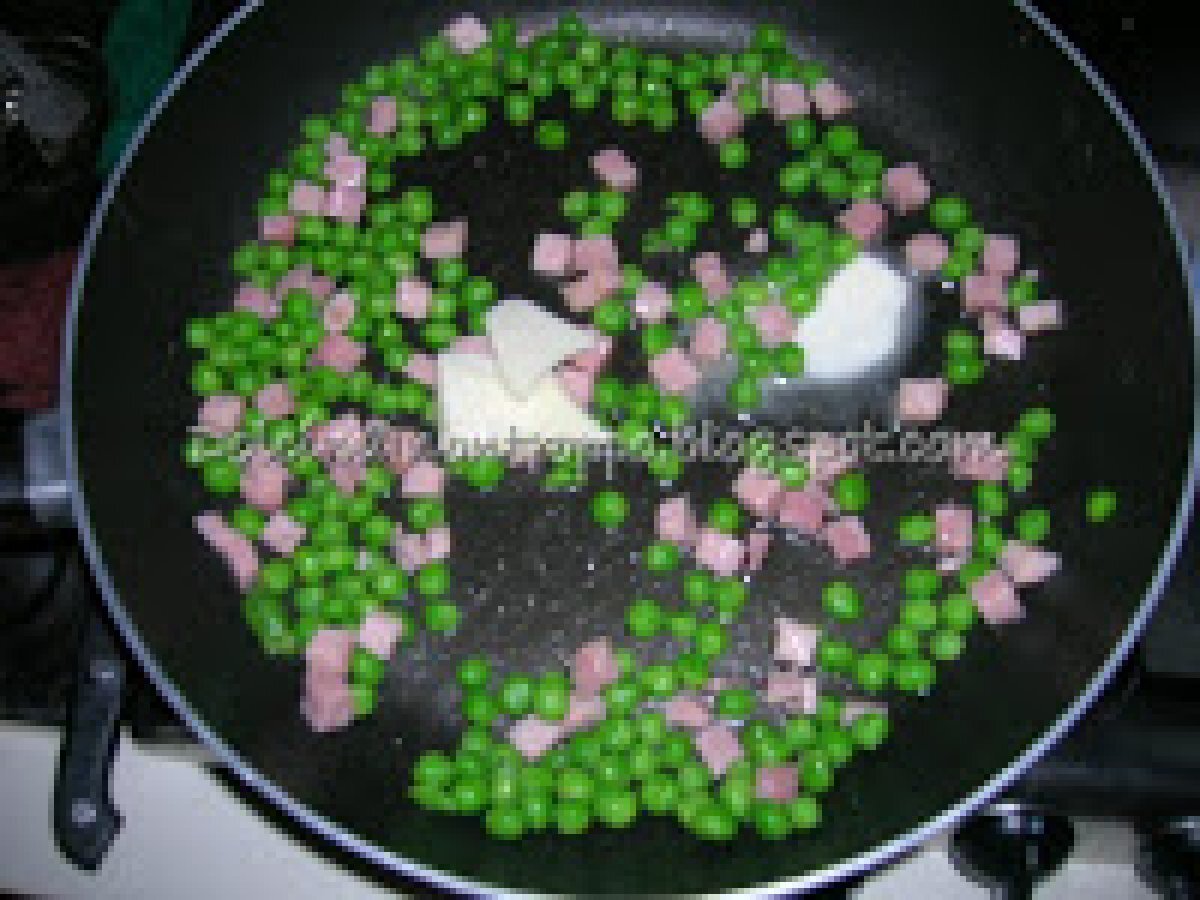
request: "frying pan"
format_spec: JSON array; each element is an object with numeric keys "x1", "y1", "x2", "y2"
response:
[{"x1": 64, "y1": 0, "x2": 1197, "y2": 894}]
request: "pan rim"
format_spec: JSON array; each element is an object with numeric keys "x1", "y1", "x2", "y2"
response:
[{"x1": 59, "y1": 1, "x2": 1199, "y2": 896}]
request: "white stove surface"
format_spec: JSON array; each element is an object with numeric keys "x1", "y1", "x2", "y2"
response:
[{"x1": 0, "y1": 724, "x2": 1155, "y2": 898}]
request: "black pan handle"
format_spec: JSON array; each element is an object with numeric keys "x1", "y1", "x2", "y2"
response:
[{"x1": 53, "y1": 612, "x2": 125, "y2": 870}]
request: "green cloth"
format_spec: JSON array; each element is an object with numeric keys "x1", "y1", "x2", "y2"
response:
[{"x1": 98, "y1": 0, "x2": 192, "y2": 174}]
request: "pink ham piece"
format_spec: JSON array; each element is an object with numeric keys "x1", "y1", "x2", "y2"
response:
[
  {"x1": 756, "y1": 766, "x2": 800, "y2": 802},
  {"x1": 693, "y1": 252, "x2": 732, "y2": 301},
  {"x1": 329, "y1": 459, "x2": 366, "y2": 496},
  {"x1": 767, "y1": 80, "x2": 810, "y2": 120},
  {"x1": 241, "y1": 454, "x2": 289, "y2": 512},
  {"x1": 905, "y1": 233, "x2": 950, "y2": 273},
  {"x1": 1018, "y1": 300, "x2": 1063, "y2": 334},
  {"x1": 425, "y1": 526, "x2": 451, "y2": 562},
  {"x1": 531, "y1": 232, "x2": 574, "y2": 277},
  {"x1": 404, "y1": 352, "x2": 438, "y2": 386},
  {"x1": 381, "y1": 427, "x2": 425, "y2": 476},
  {"x1": 695, "y1": 724, "x2": 743, "y2": 777},
  {"x1": 558, "y1": 365, "x2": 594, "y2": 407},
  {"x1": 657, "y1": 496, "x2": 698, "y2": 547},
  {"x1": 806, "y1": 434, "x2": 857, "y2": 483},
  {"x1": 562, "y1": 269, "x2": 620, "y2": 313},
  {"x1": 194, "y1": 512, "x2": 260, "y2": 590},
  {"x1": 395, "y1": 277, "x2": 432, "y2": 320},
  {"x1": 694, "y1": 527, "x2": 746, "y2": 577},
  {"x1": 951, "y1": 442, "x2": 1009, "y2": 482},
  {"x1": 665, "y1": 695, "x2": 712, "y2": 729},
  {"x1": 326, "y1": 132, "x2": 350, "y2": 158},
  {"x1": 563, "y1": 694, "x2": 606, "y2": 732},
  {"x1": 883, "y1": 163, "x2": 931, "y2": 214},
  {"x1": 983, "y1": 320, "x2": 1025, "y2": 361},
  {"x1": 442, "y1": 14, "x2": 489, "y2": 54},
  {"x1": 774, "y1": 618, "x2": 820, "y2": 667},
  {"x1": 288, "y1": 180, "x2": 325, "y2": 216},
  {"x1": 451, "y1": 335, "x2": 491, "y2": 356},
  {"x1": 571, "y1": 638, "x2": 620, "y2": 695},
  {"x1": 699, "y1": 95, "x2": 744, "y2": 144},
  {"x1": 309, "y1": 274, "x2": 334, "y2": 300},
  {"x1": 260, "y1": 215, "x2": 295, "y2": 245},
  {"x1": 837, "y1": 200, "x2": 887, "y2": 243},
  {"x1": 196, "y1": 394, "x2": 244, "y2": 437},
  {"x1": 274, "y1": 266, "x2": 314, "y2": 300},
  {"x1": 982, "y1": 236, "x2": 1020, "y2": 277},
  {"x1": 776, "y1": 486, "x2": 829, "y2": 535},
  {"x1": 744, "y1": 227, "x2": 769, "y2": 254},
  {"x1": 568, "y1": 332, "x2": 614, "y2": 373},
  {"x1": 322, "y1": 291, "x2": 356, "y2": 333},
  {"x1": 325, "y1": 187, "x2": 366, "y2": 225},
  {"x1": 312, "y1": 333, "x2": 366, "y2": 374},
  {"x1": 894, "y1": 377, "x2": 949, "y2": 424},
  {"x1": 234, "y1": 282, "x2": 279, "y2": 321},
  {"x1": 745, "y1": 530, "x2": 771, "y2": 572},
  {"x1": 509, "y1": 716, "x2": 564, "y2": 761},
  {"x1": 589, "y1": 147, "x2": 638, "y2": 191},
  {"x1": 822, "y1": 516, "x2": 872, "y2": 564},
  {"x1": 633, "y1": 281, "x2": 672, "y2": 324},
  {"x1": 255, "y1": 382, "x2": 294, "y2": 420},
  {"x1": 301, "y1": 681, "x2": 356, "y2": 733},
  {"x1": 972, "y1": 570, "x2": 1024, "y2": 625},
  {"x1": 962, "y1": 273, "x2": 1007, "y2": 314},
  {"x1": 401, "y1": 461, "x2": 444, "y2": 497},
  {"x1": 1000, "y1": 540, "x2": 1061, "y2": 586},
  {"x1": 324, "y1": 153, "x2": 367, "y2": 188},
  {"x1": 935, "y1": 504, "x2": 974, "y2": 557},
  {"x1": 357, "y1": 611, "x2": 405, "y2": 659},
  {"x1": 811, "y1": 79, "x2": 854, "y2": 118},
  {"x1": 733, "y1": 467, "x2": 783, "y2": 519},
  {"x1": 393, "y1": 529, "x2": 431, "y2": 573},
  {"x1": 261, "y1": 511, "x2": 306, "y2": 556},
  {"x1": 421, "y1": 220, "x2": 467, "y2": 260},
  {"x1": 648, "y1": 347, "x2": 702, "y2": 395},
  {"x1": 764, "y1": 669, "x2": 806, "y2": 705},
  {"x1": 748, "y1": 302, "x2": 795, "y2": 348},
  {"x1": 690, "y1": 316, "x2": 728, "y2": 362},
  {"x1": 314, "y1": 413, "x2": 367, "y2": 464},
  {"x1": 573, "y1": 235, "x2": 619, "y2": 273},
  {"x1": 367, "y1": 95, "x2": 398, "y2": 135},
  {"x1": 306, "y1": 627, "x2": 355, "y2": 680}
]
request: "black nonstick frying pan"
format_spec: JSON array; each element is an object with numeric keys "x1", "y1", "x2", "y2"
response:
[{"x1": 65, "y1": 0, "x2": 1196, "y2": 894}]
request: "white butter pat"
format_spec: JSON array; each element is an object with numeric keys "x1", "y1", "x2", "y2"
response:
[{"x1": 485, "y1": 296, "x2": 596, "y2": 399}]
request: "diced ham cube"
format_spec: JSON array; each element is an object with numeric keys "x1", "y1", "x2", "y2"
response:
[
  {"x1": 733, "y1": 467, "x2": 784, "y2": 519},
  {"x1": 693, "y1": 252, "x2": 732, "y2": 301},
  {"x1": 695, "y1": 724, "x2": 743, "y2": 777},
  {"x1": 648, "y1": 347, "x2": 701, "y2": 395},
  {"x1": 950, "y1": 441, "x2": 1009, "y2": 482},
  {"x1": 261, "y1": 512, "x2": 306, "y2": 555},
  {"x1": 452, "y1": 335, "x2": 491, "y2": 356},
  {"x1": 306, "y1": 627, "x2": 355, "y2": 680},
  {"x1": 260, "y1": 214, "x2": 295, "y2": 244},
  {"x1": 381, "y1": 427, "x2": 425, "y2": 476},
  {"x1": 559, "y1": 365, "x2": 595, "y2": 407},
  {"x1": 690, "y1": 316, "x2": 727, "y2": 362},
  {"x1": 313, "y1": 413, "x2": 366, "y2": 464},
  {"x1": 234, "y1": 282, "x2": 279, "y2": 321},
  {"x1": 255, "y1": 382, "x2": 294, "y2": 420},
  {"x1": 241, "y1": 454, "x2": 289, "y2": 512},
  {"x1": 883, "y1": 163, "x2": 931, "y2": 214},
  {"x1": 699, "y1": 95, "x2": 744, "y2": 144},
  {"x1": 322, "y1": 291, "x2": 357, "y2": 333},
  {"x1": 393, "y1": 529, "x2": 431, "y2": 573},
  {"x1": 1000, "y1": 540, "x2": 1061, "y2": 586},
  {"x1": 425, "y1": 526, "x2": 452, "y2": 562},
  {"x1": 329, "y1": 458, "x2": 366, "y2": 496},
  {"x1": 532, "y1": 232, "x2": 574, "y2": 277},
  {"x1": 563, "y1": 694, "x2": 606, "y2": 732},
  {"x1": 982, "y1": 236, "x2": 1020, "y2": 277},
  {"x1": 983, "y1": 320, "x2": 1026, "y2": 361},
  {"x1": 442, "y1": 14, "x2": 489, "y2": 54},
  {"x1": 562, "y1": 270, "x2": 620, "y2": 313},
  {"x1": 325, "y1": 187, "x2": 366, "y2": 224},
  {"x1": 401, "y1": 461, "x2": 444, "y2": 497},
  {"x1": 404, "y1": 352, "x2": 438, "y2": 386},
  {"x1": 665, "y1": 695, "x2": 712, "y2": 729},
  {"x1": 633, "y1": 281, "x2": 672, "y2": 324},
  {"x1": 744, "y1": 529, "x2": 771, "y2": 572},
  {"x1": 357, "y1": 611, "x2": 405, "y2": 659},
  {"x1": 195, "y1": 512, "x2": 260, "y2": 590},
  {"x1": 589, "y1": 147, "x2": 638, "y2": 191},
  {"x1": 571, "y1": 638, "x2": 620, "y2": 695},
  {"x1": 421, "y1": 220, "x2": 467, "y2": 260},
  {"x1": 895, "y1": 377, "x2": 949, "y2": 424},
  {"x1": 568, "y1": 332, "x2": 614, "y2": 373},
  {"x1": 905, "y1": 233, "x2": 950, "y2": 273},
  {"x1": 309, "y1": 274, "x2": 334, "y2": 300},
  {"x1": 748, "y1": 302, "x2": 796, "y2": 348},
  {"x1": 367, "y1": 95, "x2": 398, "y2": 135},
  {"x1": 811, "y1": 79, "x2": 854, "y2": 118},
  {"x1": 776, "y1": 487, "x2": 829, "y2": 534},
  {"x1": 768, "y1": 80, "x2": 810, "y2": 120},
  {"x1": 326, "y1": 132, "x2": 350, "y2": 158},
  {"x1": 1018, "y1": 300, "x2": 1063, "y2": 334},
  {"x1": 657, "y1": 496, "x2": 697, "y2": 547},
  {"x1": 274, "y1": 266, "x2": 314, "y2": 300},
  {"x1": 962, "y1": 273, "x2": 1008, "y2": 314},
  {"x1": 745, "y1": 227, "x2": 769, "y2": 254},
  {"x1": 972, "y1": 570, "x2": 1024, "y2": 625},
  {"x1": 806, "y1": 434, "x2": 857, "y2": 483},
  {"x1": 774, "y1": 618, "x2": 820, "y2": 668},
  {"x1": 301, "y1": 681, "x2": 356, "y2": 733},
  {"x1": 822, "y1": 516, "x2": 872, "y2": 564},
  {"x1": 396, "y1": 277, "x2": 432, "y2": 320},
  {"x1": 694, "y1": 527, "x2": 746, "y2": 577},
  {"x1": 756, "y1": 766, "x2": 799, "y2": 802},
  {"x1": 288, "y1": 180, "x2": 325, "y2": 216},
  {"x1": 837, "y1": 200, "x2": 887, "y2": 243},
  {"x1": 196, "y1": 394, "x2": 244, "y2": 437},
  {"x1": 764, "y1": 669, "x2": 803, "y2": 705},
  {"x1": 574, "y1": 235, "x2": 619, "y2": 273},
  {"x1": 324, "y1": 153, "x2": 367, "y2": 188},
  {"x1": 312, "y1": 333, "x2": 366, "y2": 374},
  {"x1": 935, "y1": 504, "x2": 973, "y2": 556},
  {"x1": 509, "y1": 716, "x2": 564, "y2": 761}
]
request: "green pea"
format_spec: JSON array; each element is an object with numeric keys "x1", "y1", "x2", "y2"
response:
[
  {"x1": 555, "y1": 799, "x2": 591, "y2": 834},
  {"x1": 975, "y1": 482, "x2": 1008, "y2": 518},
  {"x1": 423, "y1": 600, "x2": 459, "y2": 633},
  {"x1": 832, "y1": 472, "x2": 869, "y2": 512},
  {"x1": 1019, "y1": 406, "x2": 1056, "y2": 439},
  {"x1": 707, "y1": 499, "x2": 742, "y2": 533},
  {"x1": 1086, "y1": 488, "x2": 1118, "y2": 523},
  {"x1": 684, "y1": 572, "x2": 714, "y2": 608},
  {"x1": 668, "y1": 611, "x2": 699, "y2": 641},
  {"x1": 822, "y1": 581, "x2": 862, "y2": 621},
  {"x1": 462, "y1": 689, "x2": 498, "y2": 725},
  {"x1": 719, "y1": 139, "x2": 749, "y2": 169},
  {"x1": 644, "y1": 540, "x2": 681, "y2": 572},
  {"x1": 485, "y1": 805, "x2": 525, "y2": 839},
  {"x1": 892, "y1": 656, "x2": 936, "y2": 693},
  {"x1": 641, "y1": 323, "x2": 675, "y2": 357},
  {"x1": 590, "y1": 489, "x2": 629, "y2": 528},
  {"x1": 854, "y1": 652, "x2": 891, "y2": 693},
  {"x1": 534, "y1": 675, "x2": 570, "y2": 721},
  {"x1": 801, "y1": 753, "x2": 835, "y2": 793},
  {"x1": 693, "y1": 621, "x2": 728, "y2": 658},
  {"x1": 930, "y1": 195, "x2": 971, "y2": 232},
  {"x1": 594, "y1": 788, "x2": 638, "y2": 828},
  {"x1": 817, "y1": 637, "x2": 855, "y2": 673},
  {"x1": 536, "y1": 120, "x2": 569, "y2": 149},
  {"x1": 930, "y1": 629, "x2": 965, "y2": 661},
  {"x1": 641, "y1": 664, "x2": 677, "y2": 698},
  {"x1": 730, "y1": 196, "x2": 758, "y2": 227},
  {"x1": 716, "y1": 687, "x2": 756, "y2": 720},
  {"x1": 499, "y1": 674, "x2": 536, "y2": 717},
  {"x1": 897, "y1": 513, "x2": 936, "y2": 544}
]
